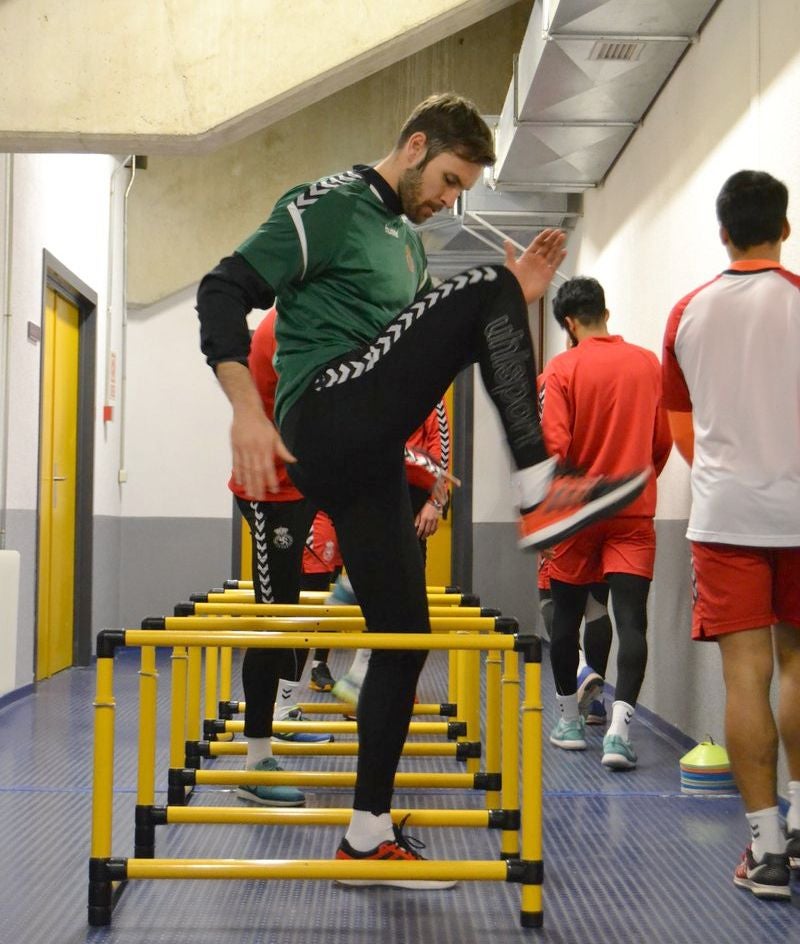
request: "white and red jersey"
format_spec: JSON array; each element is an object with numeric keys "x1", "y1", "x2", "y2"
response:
[
  {"x1": 662, "y1": 261, "x2": 800, "y2": 546},
  {"x1": 405, "y1": 400, "x2": 451, "y2": 493},
  {"x1": 540, "y1": 335, "x2": 671, "y2": 518}
]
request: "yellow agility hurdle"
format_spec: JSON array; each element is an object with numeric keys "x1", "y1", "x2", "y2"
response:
[
  {"x1": 88, "y1": 628, "x2": 543, "y2": 929},
  {"x1": 146, "y1": 613, "x2": 516, "y2": 778}
]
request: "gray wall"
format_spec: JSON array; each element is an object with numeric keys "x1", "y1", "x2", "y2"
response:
[{"x1": 118, "y1": 516, "x2": 233, "y2": 628}]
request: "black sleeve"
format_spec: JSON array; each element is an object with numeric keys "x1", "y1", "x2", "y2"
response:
[{"x1": 196, "y1": 252, "x2": 276, "y2": 368}]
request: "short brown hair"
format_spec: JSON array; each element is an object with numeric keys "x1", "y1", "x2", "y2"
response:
[{"x1": 396, "y1": 93, "x2": 495, "y2": 167}]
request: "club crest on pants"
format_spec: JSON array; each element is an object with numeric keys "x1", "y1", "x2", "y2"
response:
[{"x1": 272, "y1": 527, "x2": 293, "y2": 550}]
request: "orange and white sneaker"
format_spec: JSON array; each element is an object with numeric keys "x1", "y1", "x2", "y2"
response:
[
  {"x1": 335, "y1": 816, "x2": 457, "y2": 889},
  {"x1": 518, "y1": 468, "x2": 649, "y2": 551}
]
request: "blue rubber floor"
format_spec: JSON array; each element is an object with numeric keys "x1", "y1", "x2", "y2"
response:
[{"x1": 1, "y1": 645, "x2": 798, "y2": 943}]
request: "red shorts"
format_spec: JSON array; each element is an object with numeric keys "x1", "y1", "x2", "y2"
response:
[
  {"x1": 537, "y1": 554, "x2": 551, "y2": 591},
  {"x1": 302, "y1": 512, "x2": 342, "y2": 575},
  {"x1": 549, "y1": 516, "x2": 656, "y2": 585},
  {"x1": 690, "y1": 542, "x2": 800, "y2": 640}
]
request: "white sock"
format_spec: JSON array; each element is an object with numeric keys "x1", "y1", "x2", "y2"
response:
[
  {"x1": 787, "y1": 781, "x2": 800, "y2": 832},
  {"x1": 556, "y1": 693, "x2": 579, "y2": 723},
  {"x1": 608, "y1": 700, "x2": 634, "y2": 740},
  {"x1": 746, "y1": 806, "x2": 783, "y2": 860},
  {"x1": 346, "y1": 648, "x2": 371, "y2": 685},
  {"x1": 345, "y1": 810, "x2": 394, "y2": 851},
  {"x1": 246, "y1": 737, "x2": 272, "y2": 769},
  {"x1": 512, "y1": 456, "x2": 557, "y2": 510},
  {"x1": 274, "y1": 678, "x2": 299, "y2": 720}
]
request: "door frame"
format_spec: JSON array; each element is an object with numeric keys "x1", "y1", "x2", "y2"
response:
[{"x1": 38, "y1": 251, "x2": 96, "y2": 668}]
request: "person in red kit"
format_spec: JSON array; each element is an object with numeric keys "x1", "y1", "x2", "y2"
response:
[
  {"x1": 230, "y1": 307, "x2": 331, "y2": 809},
  {"x1": 540, "y1": 277, "x2": 672, "y2": 769},
  {"x1": 662, "y1": 170, "x2": 800, "y2": 901}
]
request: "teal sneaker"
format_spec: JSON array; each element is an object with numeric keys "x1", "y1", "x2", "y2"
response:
[
  {"x1": 237, "y1": 757, "x2": 305, "y2": 807},
  {"x1": 602, "y1": 734, "x2": 637, "y2": 770},
  {"x1": 326, "y1": 576, "x2": 357, "y2": 606},
  {"x1": 549, "y1": 717, "x2": 586, "y2": 750}
]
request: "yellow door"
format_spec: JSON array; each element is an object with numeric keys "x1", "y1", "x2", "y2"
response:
[{"x1": 37, "y1": 289, "x2": 79, "y2": 679}]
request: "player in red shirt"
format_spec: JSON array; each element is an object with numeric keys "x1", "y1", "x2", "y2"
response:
[
  {"x1": 541, "y1": 277, "x2": 672, "y2": 769},
  {"x1": 662, "y1": 171, "x2": 800, "y2": 900},
  {"x1": 230, "y1": 308, "x2": 331, "y2": 809}
]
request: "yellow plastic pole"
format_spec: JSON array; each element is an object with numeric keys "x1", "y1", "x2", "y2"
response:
[
  {"x1": 206, "y1": 590, "x2": 467, "y2": 607},
  {"x1": 136, "y1": 646, "x2": 158, "y2": 808},
  {"x1": 89, "y1": 656, "x2": 116, "y2": 859},
  {"x1": 168, "y1": 647, "x2": 188, "y2": 769},
  {"x1": 231, "y1": 580, "x2": 455, "y2": 594},
  {"x1": 190, "y1": 602, "x2": 486, "y2": 618},
  {"x1": 484, "y1": 649, "x2": 502, "y2": 808},
  {"x1": 500, "y1": 649, "x2": 520, "y2": 860},
  {"x1": 218, "y1": 646, "x2": 233, "y2": 701},
  {"x1": 161, "y1": 615, "x2": 499, "y2": 633},
  {"x1": 207, "y1": 740, "x2": 469, "y2": 757},
  {"x1": 463, "y1": 648, "x2": 482, "y2": 774},
  {"x1": 124, "y1": 630, "x2": 517, "y2": 653},
  {"x1": 225, "y1": 719, "x2": 457, "y2": 737},
  {"x1": 520, "y1": 656, "x2": 544, "y2": 926},
  {"x1": 185, "y1": 647, "x2": 202, "y2": 742},
  {"x1": 203, "y1": 646, "x2": 219, "y2": 725},
  {"x1": 190, "y1": 770, "x2": 482, "y2": 789},
  {"x1": 165, "y1": 807, "x2": 494, "y2": 828},
  {"x1": 126, "y1": 857, "x2": 508, "y2": 883}
]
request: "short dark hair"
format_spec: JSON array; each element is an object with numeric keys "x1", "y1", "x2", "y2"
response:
[
  {"x1": 396, "y1": 93, "x2": 496, "y2": 167},
  {"x1": 552, "y1": 277, "x2": 606, "y2": 330},
  {"x1": 716, "y1": 170, "x2": 788, "y2": 250}
]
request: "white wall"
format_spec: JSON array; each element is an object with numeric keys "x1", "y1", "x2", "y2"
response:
[
  {"x1": 123, "y1": 285, "x2": 234, "y2": 519},
  {"x1": 0, "y1": 152, "x2": 127, "y2": 687}
]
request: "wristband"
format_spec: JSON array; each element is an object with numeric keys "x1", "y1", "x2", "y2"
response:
[{"x1": 428, "y1": 498, "x2": 443, "y2": 511}]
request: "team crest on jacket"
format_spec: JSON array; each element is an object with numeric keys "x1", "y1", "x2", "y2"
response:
[
  {"x1": 405, "y1": 245, "x2": 415, "y2": 274},
  {"x1": 272, "y1": 527, "x2": 293, "y2": 550},
  {"x1": 322, "y1": 540, "x2": 335, "y2": 564}
]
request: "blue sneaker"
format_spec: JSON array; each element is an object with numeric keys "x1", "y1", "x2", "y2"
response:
[
  {"x1": 586, "y1": 699, "x2": 607, "y2": 725},
  {"x1": 237, "y1": 757, "x2": 305, "y2": 807},
  {"x1": 549, "y1": 717, "x2": 586, "y2": 750},
  {"x1": 272, "y1": 706, "x2": 333, "y2": 743},
  {"x1": 576, "y1": 666, "x2": 604, "y2": 716},
  {"x1": 602, "y1": 733, "x2": 637, "y2": 770}
]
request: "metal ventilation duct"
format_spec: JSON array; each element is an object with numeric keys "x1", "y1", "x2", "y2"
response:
[
  {"x1": 418, "y1": 0, "x2": 720, "y2": 276},
  {"x1": 492, "y1": 0, "x2": 720, "y2": 189}
]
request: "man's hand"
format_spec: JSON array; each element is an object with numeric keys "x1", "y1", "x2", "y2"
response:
[
  {"x1": 216, "y1": 361, "x2": 296, "y2": 499},
  {"x1": 415, "y1": 500, "x2": 441, "y2": 539},
  {"x1": 230, "y1": 408, "x2": 296, "y2": 499},
  {"x1": 504, "y1": 229, "x2": 567, "y2": 304}
]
